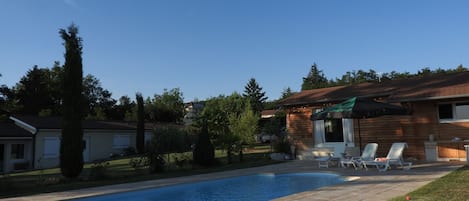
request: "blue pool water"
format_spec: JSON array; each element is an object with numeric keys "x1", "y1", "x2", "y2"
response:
[{"x1": 75, "y1": 173, "x2": 344, "y2": 201}]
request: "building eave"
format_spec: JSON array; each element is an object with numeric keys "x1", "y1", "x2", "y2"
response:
[
  {"x1": 389, "y1": 94, "x2": 469, "y2": 103},
  {"x1": 9, "y1": 116, "x2": 37, "y2": 134}
]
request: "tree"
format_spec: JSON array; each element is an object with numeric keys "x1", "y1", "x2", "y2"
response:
[
  {"x1": 243, "y1": 78, "x2": 267, "y2": 114},
  {"x1": 228, "y1": 102, "x2": 258, "y2": 162},
  {"x1": 59, "y1": 24, "x2": 84, "y2": 178},
  {"x1": 82, "y1": 74, "x2": 116, "y2": 120},
  {"x1": 192, "y1": 120, "x2": 215, "y2": 166},
  {"x1": 301, "y1": 63, "x2": 329, "y2": 90},
  {"x1": 14, "y1": 66, "x2": 56, "y2": 115},
  {"x1": 136, "y1": 92, "x2": 145, "y2": 154},
  {"x1": 146, "y1": 88, "x2": 185, "y2": 123},
  {"x1": 454, "y1": 64, "x2": 468, "y2": 72},
  {"x1": 280, "y1": 87, "x2": 295, "y2": 100},
  {"x1": 199, "y1": 93, "x2": 246, "y2": 142},
  {"x1": 334, "y1": 69, "x2": 379, "y2": 85},
  {"x1": 198, "y1": 93, "x2": 249, "y2": 163},
  {"x1": 115, "y1": 95, "x2": 135, "y2": 121},
  {"x1": 0, "y1": 74, "x2": 13, "y2": 111}
]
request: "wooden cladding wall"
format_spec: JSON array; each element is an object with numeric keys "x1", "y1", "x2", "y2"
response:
[
  {"x1": 355, "y1": 101, "x2": 469, "y2": 160},
  {"x1": 437, "y1": 142, "x2": 467, "y2": 159},
  {"x1": 286, "y1": 107, "x2": 314, "y2": 143},
  {"x1": 286, "y1": 100, "x2": 469, "y2": 160}
]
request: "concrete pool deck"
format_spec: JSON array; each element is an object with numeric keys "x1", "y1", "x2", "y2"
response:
[{"x1": 3, "y1": 160, "x2": 465, "y2": 201}]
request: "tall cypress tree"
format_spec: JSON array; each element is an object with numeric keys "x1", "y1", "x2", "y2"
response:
[
  {"x1": 59, "y1": 24, "x2": 84, "y2": 178},
  {"x1": 136, "y1": 92, "x2": 145, "y2": 154}
]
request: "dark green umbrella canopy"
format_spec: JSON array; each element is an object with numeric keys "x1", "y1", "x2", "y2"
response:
[
  {"x1": 311, "y1": 97, "x2": 410, "y2": 153},
  {"x1": 311, "y1": 97, "x2": 409, "y2": 120}
]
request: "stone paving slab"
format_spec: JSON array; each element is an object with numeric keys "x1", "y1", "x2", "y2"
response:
[{"x1": 2, "y1": 160, "x2": 465, "y2": 201}]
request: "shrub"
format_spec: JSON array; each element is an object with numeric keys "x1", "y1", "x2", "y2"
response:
[
  {"x1": 147, "y1": 125, "x2": 196, "y2": 172},
  {"x1": 0, "y1": 174, "x2": 13, "y2": 192},
  {"x1": 193, "y1": 123, "x2": 215, "y2": 166},
  {"x1": 88, "y1": 160, "x2": 110, "y2": 180},
  {"x1": 273, "y1": 139, "x2": 291, "y2": 154},
  {"x1": 152, "y1": 126, "x2": 195, "y2": 154},
  {"x1": 172, "y1": 153, "x2": 192, "y2": 168},
  {"x1": 129, "y1": 156, "x2": 150, "y2": 170}
]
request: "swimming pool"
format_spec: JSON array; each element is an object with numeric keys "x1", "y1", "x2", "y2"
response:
[{"x1": 75, "y1": 173, "x2": 344, "y2": 201}]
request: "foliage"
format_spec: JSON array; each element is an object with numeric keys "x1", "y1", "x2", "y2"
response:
[
  {"x1": 198, "y1": 93, "x2": 246, "y2": 144},
  {"x1": 136, "y1": 92, "x2": 145, "y2": 154},
  {"x1": 333, "y1": 69, "x2": 380, "y2": 85},
  {"x1": 261, "y1": 110, "x2": 286, "y2": 136},
  {"x1": 301, "y1": 64, "x2": 469, "y2": 92},
  {"x1": 273, "y1": 139, "x2": 291, "y2": 154},
  {"x1": 129, "y1": 156, "x2": 150, "y2": 170},
  {"x1": 280, "y1": 87, "x2": 295, "y2": 100},
  {"x1": 0, "y1": 174, "x2": 13, "y2": 193},
  {"x1": 118, "y1": 95, "x2": 136, "y2": 121},
  {"x1": 0, "y1": 83, "x2": 13, "y2": 111},
  {"x1": 14, "y1": 66, "x2": 59, "y2": 115},
  {"x1": 227, "y1": 102, "x2": 259, "y2": 162},
  {"x1": 145, "y1": 88, "x2": 185, "y2": 123},
  {"x1": 3, "y1": 63, "x2": 121, "y2": 119},
  {"x1": 228, "y1": 105, "x2": 258, "y2": 145},
  {"x1": 193, "y1": 122, "x2": 216, "y2": 166},
  {"x1": 146, "y1": 125, "x2": 196, "y2": 172},
  {"x1": 198, "y1": 94, "x2": 256, "y2": 163},
  {"x1": 82, "y1": 74, "x2": 116, "y2": 119},
  {"x1": 243, "y1": 78, "x2": 268, "y2": 114},
  {"x1": 301, "y1": 63, "x2": 329, "y2": 90},
  {"x1": 151, "y1": 126, "x2": 195, "y2": 154},
  {"x1": 147, "y1": 151, "x2": 166, "y2": 173},
  {"x1": 88, "y1": 161, "x2": 110, "y2": 180},
  {"x1": 172, "y1": 153, "x2": 192, "y2": 168},
  {"x1": 59, "y1": 23, "x2": 84, "y2": 178}
]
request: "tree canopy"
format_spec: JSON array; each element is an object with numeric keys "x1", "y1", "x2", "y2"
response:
[
  {"x1": 243, "y1": 78, "x2": 267, "y2": 114},
  {"x1": 301, "y1": 63, "x2": 329, "y2": 90},
  {"x1": 145, "y1": 88, "x2": 185, "y2": 123},
  {"x1": 301, "y1": 63, "x2": 468, "y2": 90}
]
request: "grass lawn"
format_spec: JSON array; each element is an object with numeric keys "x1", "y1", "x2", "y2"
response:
[
  {"x1": 0, "y1": 144, "x2": 279, "y2": 199},
  {"x1": 390, "y1": 166, "x2": 469, "y2": 201}
]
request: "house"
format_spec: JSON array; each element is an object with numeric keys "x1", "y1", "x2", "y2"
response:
[
  {"x1": 0, "y1": 115, "x2": 154, "y2": 173},
  {"x1": 0, "y1": 119, "x2": 33, "y2": 173},
  {"x1": 278, "y1": 71, "x2": 469, "y2": 161},
  {"x1": 183, "y1": 101, "x2": 204, "y2": 126}
]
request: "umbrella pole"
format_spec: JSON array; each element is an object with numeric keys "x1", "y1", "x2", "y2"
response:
[{"x1": 358, "y1": 119, "x2": 362, "y2": 155}]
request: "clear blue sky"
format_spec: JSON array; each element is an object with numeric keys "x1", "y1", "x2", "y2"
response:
[{"x1": 1, "y1": 0, "x2": 469, "y2": 102}]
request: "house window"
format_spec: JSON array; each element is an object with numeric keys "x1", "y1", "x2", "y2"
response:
[
  {"x1": 113, "y1": 135, "x2": 130, "y2": 149},
  {"x1": 324, "y1": 119, "x2": 344, "y2": 142},
  {"x1": 438, "y1": 104, "x2": 453, "y2": 119},
  {"x1": 43, "y1": 137, "x2": 60, "y2": 158},
  {"x1": 11, "y1": 144, "x2": 25, "y2": 159},
  {"x1": 456, "y1": 102, "x2": 469, "y2": 119},
  {"x1": 438, "y1": 102, "x2": 469, "y2": 122}
]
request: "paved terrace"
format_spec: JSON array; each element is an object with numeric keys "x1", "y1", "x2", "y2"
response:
[{"x1": 4, "y1": 160, "x2": 465, "y2": 201}]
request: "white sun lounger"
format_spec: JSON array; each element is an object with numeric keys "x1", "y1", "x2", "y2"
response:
[
  {"x1": 311, "y1": 147, "x2": 335, "y2": 168},
  {"x1": 361, "y1": 142, "x2": 412, "y2": 172},
  {"x1": 340, "y1": 143, "x2": 377, "y2": 169}
]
